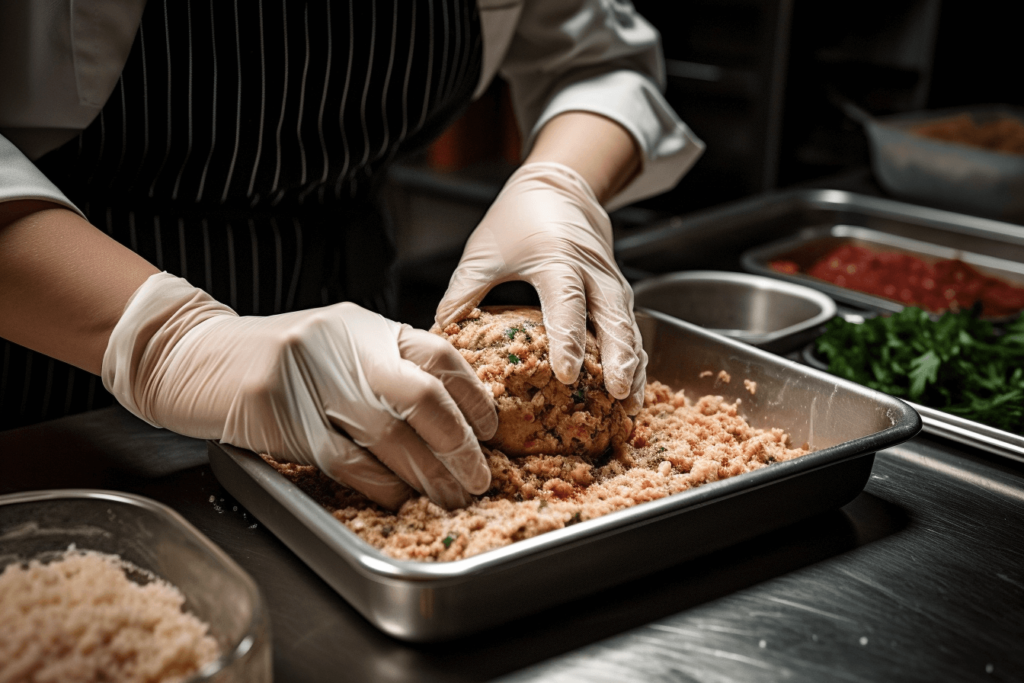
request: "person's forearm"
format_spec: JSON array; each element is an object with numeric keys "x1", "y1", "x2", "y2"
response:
[
  {"x1": 0, "y1": 200, "x2": 159, "y2": 375},
  {"x1": 524, "y1": 112, "x2": 641, "y2": 206}
]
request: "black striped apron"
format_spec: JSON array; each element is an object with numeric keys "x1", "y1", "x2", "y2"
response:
[{"x1": 0, "y1": 0, "x2": 482, "y2": 431}]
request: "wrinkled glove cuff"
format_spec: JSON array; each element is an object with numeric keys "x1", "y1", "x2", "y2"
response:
[{"x1": 101, "y1": 272, "x2": 234, "y2": 427}]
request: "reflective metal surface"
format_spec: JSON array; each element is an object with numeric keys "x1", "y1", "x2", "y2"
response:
[
  {"x1": 632, "y1": 270, "x2": 836, "y2": 352},
  {"x1": 742, "y1": 223, "x2": 1024, "y2": 316},
  {"x1": 802, "y1": 343, "x2": 1024, "y2": 465},
  {"x1": 616, "y1": 189, "x2": 1024, "y2": 279},
  {"x1": 496, "y1": 437, "x2": 1024, "y2": 683},
  {"x1": 0, "y1": 489, "x2": 272, "y2": 683},
  {"x1": 207, "y1": 309, "x2": 920, "y2": 642},
  {"x1": 0, "y1": 386, "x2": 1020, "y2": 681}
]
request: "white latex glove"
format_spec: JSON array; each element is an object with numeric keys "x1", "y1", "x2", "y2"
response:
[
  {"x1": 436, "y1": 162, "x2": 647, "y2": 414},
  {"x1": 103, "y1": 273, "x2": 498, "y2": 510}
]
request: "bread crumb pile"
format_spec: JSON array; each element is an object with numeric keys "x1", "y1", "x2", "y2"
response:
[
  {"x1": 265, "y1": 380, "x2": 808, "y2": 562},
  {"x1": 0, "y1": 550, "x2": 219, "y2": 683}
]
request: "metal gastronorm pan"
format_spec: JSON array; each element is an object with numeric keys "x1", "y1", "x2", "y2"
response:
[
  {"x1": 208, "y1": 309, "x2": 921, "y2": 642},
  {"x1": 741, "y1": 224, "x2": 1024, "y2": 316},
  {"x1": 615, "y1": 189, "x2": 1024, "y2": 280},
  {"x1": 800, "y1": 344, "x2": 1024, "y2": 465}
]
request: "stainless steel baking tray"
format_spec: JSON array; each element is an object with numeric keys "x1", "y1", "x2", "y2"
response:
[
  {"x1": 740, "y1": 223, "x2": 1024, "y2": 315},
  {"x1": 615, "y1": 189, "x2": 1024, "y2": 280},
  {"x1": 801, "y1": 344, "x2": 1024, "y2": 464},
  {"x1": 208, "y1": 309, "x2": 920, "y2": 642}
]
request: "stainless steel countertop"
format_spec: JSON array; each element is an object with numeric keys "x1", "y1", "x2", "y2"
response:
[{"x1": 1, "y1": 404, "x2": 1022, "y2": 682}]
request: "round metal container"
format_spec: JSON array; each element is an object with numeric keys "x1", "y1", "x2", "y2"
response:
[{"x1": 632, "y1": 270, "x2": 837, "y2": 353}]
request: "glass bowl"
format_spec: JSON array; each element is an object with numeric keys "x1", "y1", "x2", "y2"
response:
[{"x1": 0, "y1": 489, "x2": 271, "y2": 683}]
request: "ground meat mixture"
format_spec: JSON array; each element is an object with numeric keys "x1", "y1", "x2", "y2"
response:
[
  {"x1": 265, "y1": 381, "x2": 808, "y2": 562},
  {"x1": 913, "y1": 114, "x2": 1024, "y2": 155},
  {"x1": 431, "y1": 307, "x2": 632, "y2": 457},
  {"x1": 0, "y1": 550, "x2": 219, "y2": 683}
]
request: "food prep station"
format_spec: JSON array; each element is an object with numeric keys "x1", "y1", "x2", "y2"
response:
[{"x1": 3, "y1": 186, "x2": 1024, "y2": 681}]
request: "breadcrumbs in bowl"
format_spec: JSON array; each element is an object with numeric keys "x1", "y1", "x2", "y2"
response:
[
  {"x1": 264, "y1": 380, "x2": 808, "y2": 562},
  {"x1": 0, "y1": 548, "x2": 219, "y2": 683}
]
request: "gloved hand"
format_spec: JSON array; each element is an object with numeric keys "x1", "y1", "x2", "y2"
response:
[
  {"x1": 103, "y1": 273, "x2": 498, "y2": 510},
  {"x1": 436, "y1": 161, "x2": 647, "y2": 414}
]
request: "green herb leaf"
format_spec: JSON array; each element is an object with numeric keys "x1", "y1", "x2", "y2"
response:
[
  {"x1": 908, "y1": 349, "x2": 941, "y2": 399},
  {"x1": 508, "y1": 353, "x2": 521, "y2": 365},
  {"x1": 815, "y1": 308, "x2": 1024, "y2": 435},
  {"x1": 442, "y1": 532, "x2": 458, "y2": 549}
]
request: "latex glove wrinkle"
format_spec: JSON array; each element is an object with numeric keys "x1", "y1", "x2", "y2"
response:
[{"x1": 104, "y1": 273, "x2": 497, "y2": 511}]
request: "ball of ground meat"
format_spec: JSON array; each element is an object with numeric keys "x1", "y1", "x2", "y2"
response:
[{"x1": 433, "y1": 306, "x2": 632, "y2": 458}]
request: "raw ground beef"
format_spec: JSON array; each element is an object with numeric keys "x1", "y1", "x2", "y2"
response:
[
  {"x1": 432, "y1": 307, "x2": 632, "y2": 457},
  {"x1": 0, "y1": 550, "x2": 219, "y2": 683},
  {"x1": 265, "y1": 380, "x2": 808, "y2": 562}
]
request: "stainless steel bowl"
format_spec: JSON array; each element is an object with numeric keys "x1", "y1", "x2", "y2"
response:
[
  {"x1": 0, "y1": 490, "x2": 272, "y2": 683},
  {"x1": 632, "y1": 270, "x2": 837, "y2": 353}
]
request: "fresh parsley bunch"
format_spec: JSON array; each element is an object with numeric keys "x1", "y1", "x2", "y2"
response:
[{"x1": 816, "y1": 307, "x2": 1024, "y2": 435}]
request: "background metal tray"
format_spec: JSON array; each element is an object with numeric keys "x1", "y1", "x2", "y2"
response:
[
  {"x1": 208, "y1": 310, "x2": 920, "y2": 642},
  {"x1": 741, "y1": 224, "x2": 1024, "y2": 315},
  {"x1": 616, "y1": 189, "x2": 1024, "y2": 462},
  {"x1": 800, "y1": 344, "x2": 1024, "y2": 465},
  {"x1": 616, "y1": 189, "x2": 1024, "y2": 280}
]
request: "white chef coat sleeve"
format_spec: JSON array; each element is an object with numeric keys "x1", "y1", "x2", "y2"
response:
[
  {"x1": 499, "y1": 0, "x2": 704, "y2": 210},
  {"x1": 1, "y1": 133, "x2": 85, "y2": 217}
]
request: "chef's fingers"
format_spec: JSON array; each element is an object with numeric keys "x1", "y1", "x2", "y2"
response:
[
  {"x1": 624, "y1": 316, "x2": 648, "y2": 415},
  {"x1": 303, "y1": 427, "x2": 416, "y2": 511},
  {"x1": 580, "y1": 270, "x2": 640, "y2": 400},
  {"x1": 529, "y1": 264, "x2": 588, "y2": 385},
  {"x1": 374, "y1": 356, "x2": 492, "y2": 497},
  {"x1": 396, "y1": 326, "x2": 498, "y2": 441},
  {"x1": 326, "y1": 404, "x2": 475, "y2": 510}
]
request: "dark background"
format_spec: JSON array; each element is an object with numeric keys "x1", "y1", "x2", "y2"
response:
[
  {"x1": 391, "y1": 0, "x2": 1024, "y2": 327},
  {"x1": 630, "y1": 0, "x2": 1024, "y2": 215}
]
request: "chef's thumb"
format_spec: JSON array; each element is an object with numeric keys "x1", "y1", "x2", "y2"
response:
[{"x1": 435, "y1": 264, "x2": 501, "y2": 330}]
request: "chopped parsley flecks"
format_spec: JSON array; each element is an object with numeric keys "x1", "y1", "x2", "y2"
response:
[
  {"x1": 442, "y1": 532, "x2": 458, "y2": 549},
  {"x1": 508, "y1": 353, "x2": 521, "y2": 365}
]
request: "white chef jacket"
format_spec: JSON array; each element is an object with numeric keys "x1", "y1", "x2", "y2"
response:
[{"x1": 0, "y1": 0, "x2": 703, "y2": 215}]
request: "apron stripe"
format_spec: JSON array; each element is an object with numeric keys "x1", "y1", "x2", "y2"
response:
[
  {"x1": 221, "y1": 0, "x2": 244, "y2": 204},
  {"x1": 246, "y1": 0, "x2": 268, "y2": 201},
  {"x1": 170, "y1": 0, "x2": 194, "y2": 201}
]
